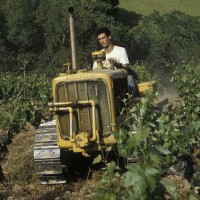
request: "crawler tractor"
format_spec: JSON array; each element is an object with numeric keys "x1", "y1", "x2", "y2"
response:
[{"x1": 33, "y1": 7, "x2": 161, "y2": 184}]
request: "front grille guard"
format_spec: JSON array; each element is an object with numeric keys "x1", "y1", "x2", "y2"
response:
[{"x1": 48, "y1": 100, "x2": 97, "y2": 142}]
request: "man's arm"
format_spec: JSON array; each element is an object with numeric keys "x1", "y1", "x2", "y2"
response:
[
  {"x1": 118, "y1": 47, "x2": 129, "y2": 70},
  {"x1": 107, "y1": 59, "x2": 128, "y2": 70},
  {"x1": 122, "y1": 63, "x2": 128, "y2": 71}
]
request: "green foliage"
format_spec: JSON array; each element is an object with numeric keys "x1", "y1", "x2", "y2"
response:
[
  {"x1": 131, "y1": 63, "x2": 157, "y2": 82},
  {"x1": 123, "y1": 164, "x2": 165, "y2": 200},
  {"x1": 0, "y1": 0, "x2": 125, "y2": 73},
  {"x1": 116, "y1": 91, "x2": 172, "y2": 168},
  {"x1": 130, "y1": 11, "x2": 200, "y2": 87},
  {"x1": 172, "y1": 62, "x2": 200, "y2": 115},
  {"x1": 5, "y1": 0, "x2": 40, "y2": 49},
  {"x1": 1, "y1": 0, "x2": 200, "y2": 86},
  {"x1": 156, "y1": 114, "x2": 185, "y2": 155},
  {"x1": 96, "y1": 91, "x2": 176, "y2": 199},
  {"x1": 96, "y1": 162, "x2": 165, "y2": 200},
  {"x1": 164, "y1": 61, "x2": 200, "y2": 154},
  {"x1": 0, "y1": 1, "x2": 199, "y2": 198},
  {"x1": 0, "y1": 73, "x2": 52, "y2": 132},
  {"x1": 96, "y1": 62, "x2": 200, "y2": 198},
  {"x1": 95, "y1": 161, "x2": 124, "y2": 200},
  {"x1": 2, "y1": 0, "x2": 42, "y2": 71},
  {"x1": 192, "y1": 170, "x2": 200, "y2": 189},
  {"x1": 154, "y1": 63, "x2": 199, "y2": 156}
]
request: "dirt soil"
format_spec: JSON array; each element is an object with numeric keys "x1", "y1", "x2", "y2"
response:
[
  {"x1": 0, "y1": 123, "x2": 199, "y2": 200},
  {"x1": 0, "y1": 124, "x2": 101, "y2": 200}
]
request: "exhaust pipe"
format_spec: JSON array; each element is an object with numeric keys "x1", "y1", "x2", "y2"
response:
[{"x1": 68, "y1": 7, "x2": 77, "y2": 72}]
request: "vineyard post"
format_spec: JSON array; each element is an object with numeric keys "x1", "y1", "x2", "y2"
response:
[{"x1": 23, "y1": 59, "x2": 28, "y2": 98}]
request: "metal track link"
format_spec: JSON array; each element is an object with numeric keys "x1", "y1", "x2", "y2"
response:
[{"x1": 34, "y1": 120, "x2": 66, "y2": 184}]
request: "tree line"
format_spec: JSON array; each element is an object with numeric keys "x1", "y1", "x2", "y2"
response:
[
  {"x1": 0, "y1": 1, "x2": 200, "y2": 77},
  {"x1": 0, "y1": 0, "x2": 120, "y2": 74}
]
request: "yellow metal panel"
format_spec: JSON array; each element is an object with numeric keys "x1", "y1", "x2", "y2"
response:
[
  {"x1": 51, "y1": 71, "x2": 117, "y2": 150},
  {"x1": 138, "y1": 81, "x2": 157, "y2": 96}
]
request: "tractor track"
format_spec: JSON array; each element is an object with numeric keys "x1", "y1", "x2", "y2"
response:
[{"x1": 34, "y1": 120, "x2": 66, "y2": 184}]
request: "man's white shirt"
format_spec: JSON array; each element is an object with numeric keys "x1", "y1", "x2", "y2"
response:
[{"x1": 93, "y1": 45, "x2": 129, "y2": 69}]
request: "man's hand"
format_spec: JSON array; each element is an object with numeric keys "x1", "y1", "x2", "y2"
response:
[
  {"x1": 113, "y1": 62, "x2": 123, "y2": 69},
  {"x1": 107, "y1": 58, "x2": 123, "y2": 69}
]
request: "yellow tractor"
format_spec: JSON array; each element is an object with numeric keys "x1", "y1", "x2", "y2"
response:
[{"x1": 33, "y1": 7, "x2": 159, "y2": 184}]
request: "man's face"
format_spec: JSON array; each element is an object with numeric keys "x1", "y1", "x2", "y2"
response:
[{"x1": 97, "y1": 33, "x2": 111, "y2": 48}]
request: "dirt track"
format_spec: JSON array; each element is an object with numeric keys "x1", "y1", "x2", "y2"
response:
[{"x1": 0, "y1": 124, "x2": 100, "y2": 200}]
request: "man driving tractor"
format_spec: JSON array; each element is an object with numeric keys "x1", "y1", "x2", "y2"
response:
[{"x1": 93, "y1": 27, "x2": 137, "y2": 97}]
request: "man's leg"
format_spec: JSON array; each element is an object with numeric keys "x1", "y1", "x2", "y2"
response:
[{"x1": 127, "y1": 75, "x2": 136, "y2": 97}]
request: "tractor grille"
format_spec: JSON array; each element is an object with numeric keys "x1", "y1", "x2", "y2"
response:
[{"x1": 56, "y1": 80, "x2": 111, "y2": 138}]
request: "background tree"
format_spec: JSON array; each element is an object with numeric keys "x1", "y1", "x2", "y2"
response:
[
  {"x1": 35, "y1": 0, "x2": 127, "y2": 72},
  {"x1": 4, "y1": 0, "x2": 41, "y2": 72},
  {"x1": 0, "y1": 0, "x2": 129, "y2": 73},
  {"x1": 0, "y1": 0, "x2": 12, "y2": 72},
  {"x1": 129, "y1": 10, "x2": 200, "y2": 86},
  {"x1": 1, "y1": 0, "x2": 200, "y2": 87}
]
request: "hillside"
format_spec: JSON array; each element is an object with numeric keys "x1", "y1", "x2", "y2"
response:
[{"x1": 119, "y1": 0, "x2": 200, "y2": 16}]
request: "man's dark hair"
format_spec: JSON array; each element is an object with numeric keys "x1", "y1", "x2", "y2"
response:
[{"x1": 97, "y1": 27, "x2": 111, "y2": 37}]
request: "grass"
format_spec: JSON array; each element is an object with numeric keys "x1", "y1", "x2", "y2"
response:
[{"x1": 119, "y1": 0, "x2": 200, "y2": 16}]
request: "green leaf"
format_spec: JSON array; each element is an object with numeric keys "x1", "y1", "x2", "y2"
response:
[
  {"x1": 149, "y1": 148, "x2": 167, "y2": 168},
  {"x1": 127, "y1": 127, "x2": 149, "y2": 149},
  {"x1": 105, "y1": 146, "x2": 112, "y2": 152},
  {"x1": 161, "y1": 177, "x2": 178, "y2": 199},
  {"x1": 181, "y1": 75, "x2": 187, "y2": 82},
  {"x1": 124, "y1": 171, "x2": 140, "y2": 187},
  {"x1": 118, "y1": 148, "x2": 127, "y2": 157},
  {"x1": 92, "y1": 154, "x2": 102, "y2": 164},
  {"x1": 155, "y1": 145, "x2": 171, "y2": 155},
  {"x1": 145, "y1": 167, "x2": 159, "y2": 193}
]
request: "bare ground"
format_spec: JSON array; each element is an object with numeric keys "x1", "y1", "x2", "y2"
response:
[{"x1": 0, "y1": 124, "x2": 100, "y2": 200}]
